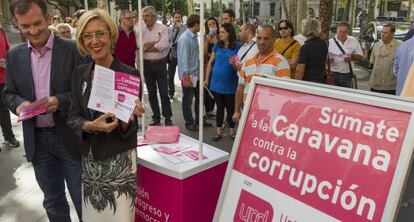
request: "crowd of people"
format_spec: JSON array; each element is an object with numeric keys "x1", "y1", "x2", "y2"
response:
[{"x1": 1, "y1": 0, "x2": 414, "y2": 221}]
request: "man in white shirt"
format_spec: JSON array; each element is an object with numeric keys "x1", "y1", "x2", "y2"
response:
[
  {"x1": 234, "y1": 23, "x2": 258, "y2": 72},
  {"x1": 328, "y1": 22, "x2": 363, "y2": 88}
]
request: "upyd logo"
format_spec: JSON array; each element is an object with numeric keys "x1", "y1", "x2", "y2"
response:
[{"x1": 234, "y1": 190, "x2": 274, "y2": 222}]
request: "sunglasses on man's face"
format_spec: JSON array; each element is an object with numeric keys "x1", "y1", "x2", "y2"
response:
[{"x1": 278, "y1": 27, "x2": 289, "y2": 31}]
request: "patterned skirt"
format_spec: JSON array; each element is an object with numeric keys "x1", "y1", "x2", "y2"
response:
[{"x1": 82, "y1": 149, "x2": 137, "y2": 222}]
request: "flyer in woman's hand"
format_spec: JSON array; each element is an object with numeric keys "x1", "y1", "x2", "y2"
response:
[
  {"x1": 87, "y1": 65, "x2": 140, "y2": 123},
  {"x1": 114, "y1": 72, "x2": 140, "y2": 122}
]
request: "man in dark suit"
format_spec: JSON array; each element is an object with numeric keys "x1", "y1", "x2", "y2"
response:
[{"x1": 2, "y1": 0, "x2": 81, "y2": 221}]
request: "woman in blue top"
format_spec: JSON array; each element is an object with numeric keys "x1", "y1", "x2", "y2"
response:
[{"x1": 204, "y1": 23, "x2": 242, "y2": 141}]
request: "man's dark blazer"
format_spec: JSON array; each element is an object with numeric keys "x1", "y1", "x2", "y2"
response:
[
  {"x1": 67, "y1": 58, "x2": 139, "y2": 161},
  {"x1": 2, "y1": 35, "x2": 81, "y2": 161}
]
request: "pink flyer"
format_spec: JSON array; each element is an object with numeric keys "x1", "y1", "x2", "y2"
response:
[
  {"x1": 114, "y1": 72, "x2": 140, "y2": 122},
  {"x1": 18, "y1": 97, "x2": 48, "y2": 122}
]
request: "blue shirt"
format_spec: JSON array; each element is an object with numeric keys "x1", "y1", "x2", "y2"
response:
[
  {"x1": 177, "y1": 29, "x2": 199, "y2": 79},
  {"x1": 394, "y1": 36, "x2": 414, "y2": 95},
  {"x1": 210, "y1": 42, "x2": 242, "y2": 94}
]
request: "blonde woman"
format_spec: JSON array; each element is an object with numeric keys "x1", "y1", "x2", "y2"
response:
[{"x1": 68, "y1": 9, "x2": 143, "y2": 221}]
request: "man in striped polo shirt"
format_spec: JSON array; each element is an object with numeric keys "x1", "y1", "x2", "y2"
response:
[{"x1": 232, "y1": 25, "x2": 290, "y2": 123}]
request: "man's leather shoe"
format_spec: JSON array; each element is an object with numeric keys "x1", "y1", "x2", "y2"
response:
[
  {"x1": 185, "y1": 123, "x2": 197, "y2": 131},
  {"x1": 149, "y1": 118, "x2": 161, "y2": 126},
  {"x1": 196, "y1": 120, "x2": 213, "y2": 127},
  {"x1": 165, "y1": 118, "x2": 173, "y2": 126}
]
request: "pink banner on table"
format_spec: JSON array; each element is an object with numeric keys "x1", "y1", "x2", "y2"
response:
[
  {"x1": 232, "y1": 85, "x2": 411, "y2": 222},
  {"x1": 135, "y1": 163, "x2": 227, "y2": 222}
]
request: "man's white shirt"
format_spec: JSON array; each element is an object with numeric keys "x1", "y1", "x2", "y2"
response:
[
  {"x1": 328, "y1": 35, "x2": 363, "y2": 73},
  {"x1": 237, "y1": 37, "x2": 258, "y2": 64}
]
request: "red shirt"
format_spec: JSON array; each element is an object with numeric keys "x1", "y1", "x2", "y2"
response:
[
  {"x1": 0, "y1": 30, "x2": 10, "y2": 84},
  {"x1": 114, "y1": 27, "x2": 137, "y2": 68}
]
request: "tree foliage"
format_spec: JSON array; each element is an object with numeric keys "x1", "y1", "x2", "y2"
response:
[
  {"x1": 319, "y1": 0, "x2": 333, "y2": 40},
  {"x1": 113, "y1": 0, "x2": 188, "y2": 16},
  {"x1": 45, "y1": 0, "x2": 97, "y2": 17}
]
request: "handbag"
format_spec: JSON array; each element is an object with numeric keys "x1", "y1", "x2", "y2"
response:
[
  {"x1": 167, "y1": 26, "x2": 180, "y2": 63},
  {"x1": 333, "y1": 38, "x2": 358, "y2": 89}
]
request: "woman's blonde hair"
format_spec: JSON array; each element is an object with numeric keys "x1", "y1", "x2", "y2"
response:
[{"x1": 76, "y1": 9, "x2": 119, "y2": 56}]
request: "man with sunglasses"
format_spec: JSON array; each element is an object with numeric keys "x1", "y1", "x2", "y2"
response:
[
  {"x1": 3, "y1": 0, "x2": 82, "y2": 221},
  {"x1": 274, "y1": 20, "x2": 301, "y2": 79},
  {"x1": 114, "y1": 9, "x2": 137, "y2": 68}
]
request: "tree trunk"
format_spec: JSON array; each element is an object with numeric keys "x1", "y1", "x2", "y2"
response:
[
  {"x1": 367, "y1": 0, "x2": 376, "y2": 22},
  {"x1": 187, "y1": 0, "x2": 194, "y2": 15},
  {"x1": 219, "y1": 0, "x2": 222, "y2": 15},
  {"x1": 297, "y1": 0, "x2": 308, "y2": 32},
  {"x1": 290, "y1": 1, "x2": 297, "y2": 30},
  {"x1": 350, "y1": 0, "x2": 358, "y2": 28},
  {"x1": 241, "y1": 0, "x2": 245, "y2": 24},
  {"x1": 45, "y1": 0, "x2": 67, "y2": 18},
  {"x1": 341, "y1": 0, "x2": 352, "y2": 21},
  {"x1": 281, "y1": 0, "x2": 290, "y2": 20},
  {"x1": 407, "y1": 0, "x2": 412, "y2": 22},
  {"x1": 319, "y1": 0, "x2": 333, "y2": 40}
]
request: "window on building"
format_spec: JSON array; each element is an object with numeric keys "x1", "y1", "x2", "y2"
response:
[
  {"x1": 254, "y1": 2, "x2": 260, "y2": 16},
  {"x1": 270, "y1": 3, "x2": 275, "y2": 16}
]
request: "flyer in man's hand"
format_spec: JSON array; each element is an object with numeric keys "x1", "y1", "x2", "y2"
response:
[
  {"x1": 87, "y1": 65, "x2": 140, "y2": 123},
  {"x1": 18, "y1": 96, "x2": 48, "y2": 122}
]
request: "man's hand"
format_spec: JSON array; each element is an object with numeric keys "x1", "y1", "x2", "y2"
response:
[
  {"x1": 145, "y1": 47, "x2": 159, "y2": 53},
  {"x1": 232, "y1": 111, "x2": 241, "y2": 123},
  {"x1": 83, "y1": 113, "x2": 118, "y2": 133},
  {"x1": 344, "y1": 54, "x2": 352, "y2": 62},
  {"x1": 16, "y1": 101, "x2": 31, "y2": 116},
  {"x1": 143, "y1": 41, "x2": 157, "y2": 50},
  {"x1": 0, "y1": 58, "x2": 6, "y2": 68},
  {"x1": 45, "y1": 96, "x2": 59, "y2": 113},
  {"x1": 181, "y1": 74, "x2": 192, "y2": 88}
]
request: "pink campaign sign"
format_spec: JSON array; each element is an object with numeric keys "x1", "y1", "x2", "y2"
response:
[
  {"x1": 233, "y1": 85, "x2": 411, "y2": 222},
  {"x1": 115, "y1": 72, "x2": 140, "y2": 96}
]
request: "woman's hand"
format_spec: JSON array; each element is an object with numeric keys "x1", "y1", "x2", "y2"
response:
[
  {"x1": 83, "y1": 112, "x2": 118, "y2": 133},
  {"x1": 208, "y1": 34, "x2": 217, "y2": 44},
  {"x1": 133, "y1": 98, "x2": 144, "y2": 118}
]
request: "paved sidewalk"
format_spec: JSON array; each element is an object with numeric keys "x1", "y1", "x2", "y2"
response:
[{"x1": 0, "y1": 115, "x2": 78, "y2": 222}]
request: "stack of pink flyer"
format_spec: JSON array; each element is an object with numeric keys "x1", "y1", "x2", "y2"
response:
[
  {"x1": 18, "y1": 97, "x2": 48, "y2": 122},
  {"x1": 153, "y1": 144, "x2": 208, "y2": 164},
  {"x1": 87, "y1": 65, "x2": 140, "y2": 123},
  {"x1": 144, "y1": 126, "x2": 180, "y2": 144}
]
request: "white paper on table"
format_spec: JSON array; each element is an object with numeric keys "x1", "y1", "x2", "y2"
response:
[{"x1": 87, "y1": 65, "x2": 115, "y2": 114}]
